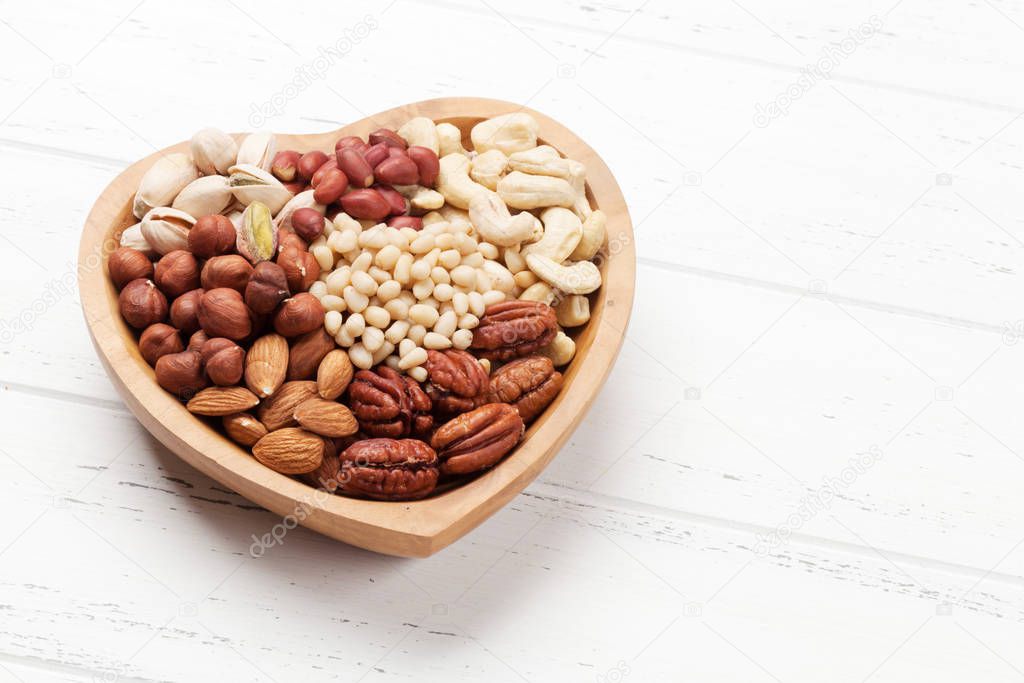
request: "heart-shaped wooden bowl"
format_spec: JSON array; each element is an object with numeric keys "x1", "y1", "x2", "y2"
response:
[{"x1": 79, "y1": 98, "x2": 634, "y2": 557}]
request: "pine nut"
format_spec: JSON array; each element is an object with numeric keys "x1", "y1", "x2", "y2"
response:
[
  {"x1": 398, "y1": 347, "x2": 428, "y2": 370},
  {"x1": 325, "y1": 310, "x2": 343, "y2": 336},
  {"x1": 343, "y1": 285, "x2": 369, "y2": 313},
  {"x1": 408, "y1": 366, "x2": 428, "y2": 382},
  {"x1": 452, "y1": 329, "x2": 473, "y2": 349},
  {"x1": 343, "y1": 312, "x2": 365, "y2": 337},
  {"x1": 364, "y1": 305, "x2": 390, "y2": 329},
  {"x1": 349, "y1": 343, "x2": 373, "y2": 370},
  {"x1": 407, "y1": 324, "x2": 427, "y2": 345},
  {"x1": 409, "y1": 303, "x2": 439, "y2": 327},
  {"x1": 423, "y1": 332, "x2": 453, "y2": 350},
  {"x1": 362, "y1": 326, "x2": 385, "y2": 353}
]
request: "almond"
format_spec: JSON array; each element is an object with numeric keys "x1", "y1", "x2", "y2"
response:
[
  {"x1": 301, "y1": 437, "x2": 340, "y2": 492},
  {"x1": 287, "y1": 328, "x2": 335, "y2": 381},
  {"x1": 293, "y1": 398, "x2": 359, "y2": 438},
  {"x1": 245, "y1": 333, "x2": 289, "y2": 398},
  {"x1": 186, "y1": 386, "x2": 260, "y2": 416},
  {"x1": 316, "y1": 349, "x2": 354, "y2": 400},
  {"x1": 252, "y1": 427, "x2": 324, "y2": 474},
  {"x1": 257, "y1": 380, "x2": 317, "y2": 431},
  {"x1": 222, "y1": 412, "x2": 268, "y2": 446}
]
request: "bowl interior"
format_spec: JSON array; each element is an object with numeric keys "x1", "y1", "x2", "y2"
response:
[{"x1": 80, "y1": 97, "x2": 635, "y2": 557}]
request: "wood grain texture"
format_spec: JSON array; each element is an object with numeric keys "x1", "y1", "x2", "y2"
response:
[{"x1": 78, "y1": 97, "x2": 636, "y2": 557}]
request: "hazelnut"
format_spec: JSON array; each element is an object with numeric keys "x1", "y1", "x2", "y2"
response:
[
  {"x1": 297, "y1": 150, "x2": 329, "y2": 182},
  {"x1": 245, "y1": 261, "x2": 290, "y2": 314},
  {"x1": 198, "y1": 288, "x2": 252, "y2": 340},
  {"x1": 108, "y1": 247, "x2": 153, "y2": 289},
  {"x1": 291, "y1": 207, "x2": 326, "y2": 242},
  {"x1": 273, "y1": 293, "x2": 325, "y2": 337},
  {"x1": 154, "y1": 250, "x2": 200, "y2": 299},
  {"x1": 169, "y1": 288, "x2": 204, "y2": 336},
  {"x1": 188, "y1": 329, "x2": 209, "y2": 352},
  {"x1": 188, "y1": 215, "x2": 236, "y2": 258},
  {"x1": 271, "y1": 150, "x2": 301, "y2": 182},
  {"x1": 277, "y1": 246, "x2": 320, "y2": 293},
  {"x1": 200, "y1": 337, "x2": 245, "y2": 386},
  {"x1": 118, "y1": 279, "x2": 168, "y2": 329},
  {"x1": 155, "y1": 350, "x2": 207, "y2": 399},
  {"x1": 278, "y1": 232, "x2": 307, "y2": 255},
  {"x1": 201, "y1": 255, "x2": 253, "y2": 293},
  {"x1": 138, "y1": 323, "x2": 183, "y2": 367}
]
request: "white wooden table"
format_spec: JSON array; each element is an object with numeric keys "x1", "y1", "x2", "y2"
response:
[{"x1": 2, "y1": 1, "x2": 1024, "y2": 680}]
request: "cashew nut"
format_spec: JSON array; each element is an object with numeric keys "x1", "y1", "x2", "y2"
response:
[
  {"x1": 508, "y1": 147, "x2": 592, "y2": 219},
  {"x1": 570, "y1": 209, "x2": 606, "y2": 261},
  {"x1": 480, "y1": 259, "x2": 516, "y2": 293},
  {"x1": 556, "y1": 294, "x2": 590, "y2": 327},
  {"x1": 471, "y1": 112, "x2": 539, "y2": 155},
  {"x1": 541, "y1": 331, "x2": 576, "y2": 367},
  {"x1": 518, "y1": 281, "x2": 555, "y2": 305},
  {"x1": 436, "y1": 122, "x2": 469, "y2": 157},
  {"x1": 525, "y1": 253, "x2": 602, "y2": 294},
  {"x1": 436, "y1": 153, "x2": 490, "y2": 209},
  {"x1": 497, "y1": 171, "x2": 575, "y2": 210},
  {"x1": 397, "y1": 117, "x2": 440, "y2": 154},
  {"x1": 469, "y1": 149, "x2": 508, "y2": 190},
  {"x1": 503, "y1": 246, "x2": 528, "y2": 274},
  {"x1": 468, "y1": 191, "x2": 536, "y2": 246},
  {"x1": 522, "y1": 207, "x2": 583, "y2": 262},
  {"x1": 513, "y1": 269, "x2": 538, "y2": 289},
  {"x1": 507, "y1": 145, "x2": 571, "y2": 176},
  {"x1": 438, "y1": 204, "x2": 473, "y2": 232}
]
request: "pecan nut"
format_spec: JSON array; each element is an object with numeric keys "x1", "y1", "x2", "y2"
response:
[
  {"x1": 488, "y1": 356, "x2": 563, "y2": 423},
  {"x1": 431, "y1": 403, "x2": 525, "y2": 476},
  {"x1": 425, "y1": 349, "x2": 490, "y2": 416},
  {"x1": 338, "y1": 438, "x2": 439, "y2": 500},
  {"x1": 470, "y1": 300, "x2": 558, "y2": 361},
  {"x1": 347, "y1": 366, "x2": 433, "y2": 437}
]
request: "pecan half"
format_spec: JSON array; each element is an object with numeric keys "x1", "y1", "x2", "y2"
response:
[
  {"x1": 338, "y1": 438, "x2": 439, "y2": 500},
  {"x1": 470, "y1": 300, "x2": 558, "y2": 361},
  {"x1": 425, "y1": 349, "x2": 490, "y2": 416},
  {"x1": 431, "y1": 403, "x2": 524, "y2": 476},
  {"x1": 488, "y1": 356, "x2": 563, "y2": 422},
  {"x1": 347, "y1": 366, "x2": 433, "y2": 437}
]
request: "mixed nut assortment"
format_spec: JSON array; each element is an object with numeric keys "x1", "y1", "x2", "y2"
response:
[{"x1": 109, "y1": 112, "x2": 607, "y2": 501}]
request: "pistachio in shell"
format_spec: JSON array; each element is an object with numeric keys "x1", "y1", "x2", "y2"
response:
[{"x1": 236, "y1": 201, "x2": 278, "y2": 264}]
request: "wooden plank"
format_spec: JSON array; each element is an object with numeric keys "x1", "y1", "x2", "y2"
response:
[
  {"x1": 0, "y1": 391, "x2": 1022, "y2": 680},
  {"x1": 2, "y1": 3, "x2": 1023, "y2": 326}
]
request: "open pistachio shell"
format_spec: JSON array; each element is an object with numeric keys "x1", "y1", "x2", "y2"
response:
[
  {"x1": 191, "y1": 128, "x2": 238, "y2": 175},
  {"x1": 140, "y1": 207, "x2": 196, "y2": 255},
  {"x1": 236, "y1": 201, "x2": 278, "y2": 264},
  {"x1": 171, "y1": 175, "x2": 233, "y2": 217},
  {"x1": 227, "y1": 163, "x2": 292, "y2": 214},
  {"x1": 235, "y1": 132, "x2": 277, "y2": 171},
  {"x1": 133, "y1": 153, "x2": 199, "y2": 219},
  {"x1": 273, "y1": 190, "x2": 326, "y2": 232}
]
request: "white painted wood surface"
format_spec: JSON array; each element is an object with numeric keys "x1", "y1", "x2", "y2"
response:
[{"x1": 2, "y1": 1, "x2": 1024, "y2": 680}]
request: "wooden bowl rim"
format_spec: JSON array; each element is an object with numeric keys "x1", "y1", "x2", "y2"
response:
[{"x1": 79, "y1": 97, "x2": 635, "y2": 557}]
